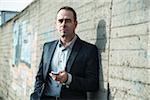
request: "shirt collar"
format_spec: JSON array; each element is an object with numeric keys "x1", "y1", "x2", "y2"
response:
[{"x1": 58, "y1": 35, "x2": 77, "y2": 50}]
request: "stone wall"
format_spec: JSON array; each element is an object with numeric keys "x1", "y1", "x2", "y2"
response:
[{"x1": 0, "y1": 0, "x2": 149, "y2": 100}]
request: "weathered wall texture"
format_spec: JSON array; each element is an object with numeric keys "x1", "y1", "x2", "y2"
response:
[
  {"x1": 0, "y1": 0, "x2": 149, "y2": 100},
  {"x1": 110, "y1": 0, "x2": 150, "y2": 100}
]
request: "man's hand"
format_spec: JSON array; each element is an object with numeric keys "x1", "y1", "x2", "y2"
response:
[{"x1": 49, "y1": 71, "x2": 68, "y2": 84}]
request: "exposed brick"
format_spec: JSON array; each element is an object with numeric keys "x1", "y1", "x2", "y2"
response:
[{"x1": 0, "y1": 0, "x2": 150, "y2": 100}]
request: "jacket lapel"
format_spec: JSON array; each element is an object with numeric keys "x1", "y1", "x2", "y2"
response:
[
  {"x1": 44, "y1": 41, "x2": 58, "y2": 80},
  {"x1": 66, "y1": 37, "x2": 82, "y2": 72}
]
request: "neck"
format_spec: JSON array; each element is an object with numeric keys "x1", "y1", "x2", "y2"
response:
[{"x1": 60, "y1": 34, "x2": 75, "y2": 46}]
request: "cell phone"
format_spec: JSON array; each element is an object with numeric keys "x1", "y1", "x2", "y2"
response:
[{"x1": 51, "y1": 71, "x2": 59, "y2": 75}]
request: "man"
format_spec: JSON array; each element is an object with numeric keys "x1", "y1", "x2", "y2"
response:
[{"x1": 30, "y1": 6, "x2": 99, "y2": 100}]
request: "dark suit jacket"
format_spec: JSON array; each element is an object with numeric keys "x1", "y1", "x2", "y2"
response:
[{"x1": 30, "y1": 36, "x2": 99, "y2": 100}]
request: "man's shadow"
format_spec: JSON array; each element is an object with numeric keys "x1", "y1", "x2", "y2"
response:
[
  {"x1": 0, "y1": 97, "x2": 4, "y2": 100},
  {"x1": 88, "y1": 20, "x2": 113, "y2": 100}
]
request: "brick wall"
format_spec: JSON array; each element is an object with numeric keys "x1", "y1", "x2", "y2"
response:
[
  {"x1": 110, "y1": 0, "x2": 150, "y2": 99},
  {"x1": 0, "y1": 19, "x2": 14, "y2": 99},
  {"x1": 0, "y1": 0, "x2": 149, "y2": 100}
]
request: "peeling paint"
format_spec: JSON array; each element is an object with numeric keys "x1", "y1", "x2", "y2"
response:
[{"x1": 12, "y1": 20, "x2": 32, "y2": 68}]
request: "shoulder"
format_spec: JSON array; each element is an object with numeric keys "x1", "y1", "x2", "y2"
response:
[
  {"x1": 41, "y1": 40, "x2": 58, "y2": 51},
  {"x1": 43, "y1": 40, "x2": 58, "y2": 47},
  {"x1": 80, "y1": 39, "x2": 98, "y2": 50},
  {"x1": 78, "y1": 39, "x2": 99, "y2": 58}
]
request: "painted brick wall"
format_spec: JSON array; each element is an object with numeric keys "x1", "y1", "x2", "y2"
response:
[
  {"x1": 0, "y1": 21, "x2": 14, "y2": 100},
  {"x1": 0, "y1": 0, "x2": 149, "y2": 100},
  {"x1": 109, "y1": 0, "x2": 150, "y2": 100}
]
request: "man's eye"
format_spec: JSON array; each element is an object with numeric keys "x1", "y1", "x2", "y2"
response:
[
  {"x1": 58, "y1": 19, "x2": 63, "y2": 23},
  {"x1": 58, "y1": 19, "x2": 71, "y2": 23},
  {"x1": 66, "y1": 19, "x2": 71, "y2": 23}
]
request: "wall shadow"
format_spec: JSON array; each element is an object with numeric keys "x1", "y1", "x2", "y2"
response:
[
  {"x1": 88, "y1": 19, "x2": 113, "y2": 100},
  {"x1": 0, "y1": 97, "x2": 4, "y2": 100}
]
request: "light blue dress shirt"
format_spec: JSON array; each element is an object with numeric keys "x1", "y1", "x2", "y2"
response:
[{"x1": 47, "y1": 35, "x2": 77, "y2": 97}]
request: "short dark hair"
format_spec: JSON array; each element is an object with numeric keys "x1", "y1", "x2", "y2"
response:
[{"x1": 57, "y1": 6, "x2": 77, "y2": 21}]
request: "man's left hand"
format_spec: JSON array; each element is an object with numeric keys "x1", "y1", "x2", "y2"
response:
[{"x1": 49, "y1": 71, "x2": 68, "y2": 84}]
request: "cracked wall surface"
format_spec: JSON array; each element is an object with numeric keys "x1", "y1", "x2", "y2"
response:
[{"x1": 0, "y1": 0, "x2": 150, "y2": 100}]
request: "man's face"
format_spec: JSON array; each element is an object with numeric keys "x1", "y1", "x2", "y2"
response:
[{"x1": 56, "y1": 9, "x2": 77, "y2": 39}]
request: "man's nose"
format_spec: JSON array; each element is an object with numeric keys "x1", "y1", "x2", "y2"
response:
[{"x1": 62, "y1": 20, "x2": 66, "y2": 26}]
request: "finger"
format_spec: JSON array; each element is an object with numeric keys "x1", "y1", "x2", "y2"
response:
[
  {"x1": 49, "y1": 73, "x2": 56, "y2": 80},
  {"x1": 59, "y1": 71, "x2": 66, "y2": 76},
  {"x1": 59, "y1": 70, "x2": 65, "y2": 74}
]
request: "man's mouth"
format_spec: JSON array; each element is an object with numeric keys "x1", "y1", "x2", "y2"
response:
[
  {"x1": 61, "y1": 32, "x2": 67, "y2": 37},
  {"x1": 62, "y1": 34, "x2": 65, "y2": 37}
]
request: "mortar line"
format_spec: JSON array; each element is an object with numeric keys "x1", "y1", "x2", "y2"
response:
[{"x1": 107, "y1": 0, "x2": 113, "y2": 100}]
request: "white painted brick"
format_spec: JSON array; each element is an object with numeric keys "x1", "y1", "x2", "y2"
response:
[
  {"x1": 110, "y1": 50, "x2": 148, "y2": 68},
  {"x1": 72, "y1": 0, "x2": 94, "y2": 9},
  {"x1": 148, "y1": 23, "x2": 150, "y2": 68},
  {"x1": 77, "y1": 20, "x2": 95, "y2": 33},
  {"x1": 76, "y1": 1, "x2": 95, "y2": 15},
  {"x1": 112, "y1": 0, "x2": 147, "y2": 16},
  {"x1": 110, "y1": 35, "x2": 148, "y2": 50},
  {"x1": 0, "y1": 0, "x2": 150, "y2": 100},
  {"x1": 109, "y1": 66, "x2": 150, "y2": 84},
  {"x1": 110, "y1": 78, "x2": 150, "y2": 99},
  {"x1": 112, "y1": 8, "x2": 150, "y2": 28},
  {"x1": 111, "y1": 23, "x2": 149, "y2": 38},
  {"x1": 94, "y1": 4, "x2": 111, "y2": 20}
]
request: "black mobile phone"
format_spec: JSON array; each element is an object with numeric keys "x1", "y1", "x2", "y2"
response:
[{"x1": 51, "y1": 71, "x2": 59, "y2": 75}]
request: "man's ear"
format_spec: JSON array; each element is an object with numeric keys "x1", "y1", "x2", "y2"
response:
[
  {"x1": 55, "y1": 21, "x2": 58, "y2": 29},
  {"x1": 75, "y1": 21, "x2": 78, "y2": 28}
]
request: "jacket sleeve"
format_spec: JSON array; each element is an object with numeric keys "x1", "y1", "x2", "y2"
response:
[
  {"x1": 30, "y1": 44, "x2": 45, "y2": 100},
  {"x1": 69, "y1": 45, "x2": 100, "y2": 92}
]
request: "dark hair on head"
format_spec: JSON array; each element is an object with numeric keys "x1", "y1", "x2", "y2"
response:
[{"x1": 57, "y1": 6, "x2": 77, "y2": 22}]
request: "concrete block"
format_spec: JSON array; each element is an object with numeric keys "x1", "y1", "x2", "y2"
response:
[
  {"x1": 110, "y1": 78, "x2": 150, "y2": 100},
  {"x1": 110, "y1": 35, "x2": 148, "y2": 50},
  {"x1": 111, "y1": 23, "x2": 149, "y2": 38},
  {"x1": 0, "y1": 0, "x2": 150, "y2": 100},
  {"x1": 112, "y1": 0, "x2": 146, "y2": 15},
  {"x1": 109, "y1": 66, "x2": 150, "y2": 84},
  {"x1": 112, "y1": 8, "x2": 150, "y2": 28},
  {"x1": 110, "y1": 50, "x2": 148, "y2": 68}
]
